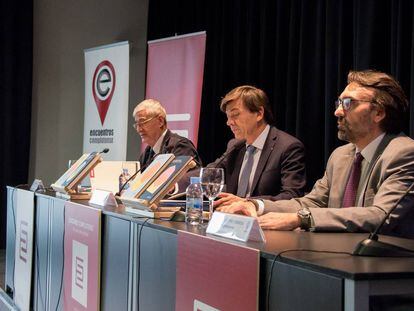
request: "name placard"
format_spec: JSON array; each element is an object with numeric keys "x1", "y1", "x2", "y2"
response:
[
  {"x1": 206, "y1": 212, "x2": 266, "y2": 243},
  {"x1": 89, "y1": 189, "x2": 118, "y2": 207},
  {"x1": 30, "y1": 179, "x2": 45, "y2": 192}
]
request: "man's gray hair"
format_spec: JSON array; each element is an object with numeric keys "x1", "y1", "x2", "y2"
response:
[{"x1": 132, "y1": 99, "x2": 167, "y2": 125}]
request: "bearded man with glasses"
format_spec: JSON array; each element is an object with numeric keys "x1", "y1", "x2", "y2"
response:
[
  {"x1": 218, "y1": 70, "x2": 414, "y2": 238},
  {"x1": 133, "y1": 99, "x2": 202, "y2": 170}
]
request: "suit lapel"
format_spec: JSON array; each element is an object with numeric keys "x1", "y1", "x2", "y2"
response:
[
  {"x1": 335, "y1": 147, "x2": 355, "y2": 206},
  {"x1": 227, "y1": 145, "x2": 246, "y2": 194},
  {"x1": 160, "y1": 129, "x2": 171, "y2": 154},
  {"x1": 250, "y1": 127, "x2": 277, "y2": 194},
  {"x1": 365, "y1": 134, "x2": 395, "y2": 175},
  {"x1": 361, "y1": 134, "x2": 396, "y2": 205},
  {"x1": 334, "y1": 134, "x2": 395, "y2": 207}
]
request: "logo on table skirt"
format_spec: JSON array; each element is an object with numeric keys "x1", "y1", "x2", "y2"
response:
[
  {"x1": 72, "y1": 240, "x2": 88, "y2": 307},
  {"x1": 92, "y1": 60, "x2": 116, "y2": 126},
  {"x1": 18, "y1": 220, "x2": 29, "y2": 263},
  {"x1": 194, "y1": 299, "x2": 220, "y2": 311}
]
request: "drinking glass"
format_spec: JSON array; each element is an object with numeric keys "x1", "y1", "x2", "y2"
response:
[{"x1": 200, "y1": 168, "x2": 225, "y2": 220}]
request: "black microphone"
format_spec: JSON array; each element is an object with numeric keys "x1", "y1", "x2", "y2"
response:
[
  {"x1": 209, "y1": 139, "x2": 246, "y2": 169},
  {"x1": 100, "y1": 148, "x2": 110, "y2": 154},
  {"x1": 353, "y1": 180, "x2": 414, "y2": 257}
]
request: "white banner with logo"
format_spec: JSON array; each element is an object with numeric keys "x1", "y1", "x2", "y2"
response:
[
  {"x1": 13, "y1": 189, "x2": 35, "y2": 311},
  {"x1": 83, "y1": 41, "x2": 130, "y2": 160}
]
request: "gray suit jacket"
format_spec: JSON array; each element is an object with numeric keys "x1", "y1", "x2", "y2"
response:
[{"x1": 264, "y1": 133, "x2": 414, "y2": 238}]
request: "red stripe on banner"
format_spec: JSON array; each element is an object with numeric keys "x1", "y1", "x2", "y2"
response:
[{"x1": 145, "y1": 32, "x2": 206, "y2": 148}]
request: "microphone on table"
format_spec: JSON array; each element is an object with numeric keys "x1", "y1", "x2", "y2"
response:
[
  {"x1": 116, "y1": 148, "x2": 161, "y2": 197},
  {"x1": 209, "y1": 139, "x2": 246, "y2": 168},
  {"x1": 115, "y1": 164, "x2": 144, "y2": 197},
  {"x1": 352, "y1": 180, "x2": 414, "y2": 257}
]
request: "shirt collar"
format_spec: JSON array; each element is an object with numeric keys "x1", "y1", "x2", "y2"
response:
[
  {"x1": 357, "y1": 132, "x2": 385, "y2": 163},
  {"x1": 152, "y1": 129, "x2": 168, "y2": 154},
  {"x1": 248, "y1": 124, "x2": 270, "y2": 151}
]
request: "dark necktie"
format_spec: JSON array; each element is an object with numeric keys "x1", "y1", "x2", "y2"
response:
[
  {"x1": 148, "y1": 148, "x2": 155, "y2": 160},
  {"x1": 342, "y1": 152, "x2": 364, "y2": 208},
  {"x1": 237, "y1": 145, "x2": 256, "y2": 197},
  {"x1": 142, "y1": 148, "x2": 155, "y2": 170}
]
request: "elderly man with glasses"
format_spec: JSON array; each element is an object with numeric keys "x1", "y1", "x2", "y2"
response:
[
  {"x1": 218, "y1": 70, "x2": 414, "y2": 238},
  {"x1": 133, "y1": 99, "x2": 202, "y2": 170}
]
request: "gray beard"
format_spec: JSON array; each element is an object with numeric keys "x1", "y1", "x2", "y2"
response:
[{"x1": 337, "y1": 130, "x2": 352, "y2": 143}]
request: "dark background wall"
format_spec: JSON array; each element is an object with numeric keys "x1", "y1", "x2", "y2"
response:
[
  {"x1": 0, "y1": 0, "x2": 149, "y2": 248},
  {"x1": 30, "y1": 0, "x2": 149, "y2": 185},
  {"x1": 148, "y1": 0, "x2": 414, "y2": 190}
]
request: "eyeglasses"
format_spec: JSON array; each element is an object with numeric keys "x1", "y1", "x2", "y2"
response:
[
  {"x1": 132, "y1": 115, "x2": 157, "y2": 129},
  {"x1": 334, "y1": 98, "x2": 375, "y2": 111}
]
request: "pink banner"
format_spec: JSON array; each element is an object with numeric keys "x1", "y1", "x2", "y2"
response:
[
  {"x1": 176, "y1": 231, "x2": 260, "y2": 311},
  {"x1": 146, "y1": 32, "x2": 206, "y2": 147},
  {"x1": 63, "y1": 202, "x2": 101, "y2": 311}
]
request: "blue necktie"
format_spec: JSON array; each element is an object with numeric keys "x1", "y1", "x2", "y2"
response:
[{"x1": 237, "y1": 145, "x2": 256, "y2": 197}]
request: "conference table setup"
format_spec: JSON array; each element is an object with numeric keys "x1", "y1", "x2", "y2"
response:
[
  {"x1": 3, "y1": 185, "x2": 414, "y2": 311},
  {"x1": 6, "y1": 1, "x2": 414, "y2": 311}
]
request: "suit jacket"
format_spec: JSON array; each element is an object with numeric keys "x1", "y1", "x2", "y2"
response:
[
  {"x1": 264, "y1": 133, "x2": 414, "y2": 238},
  {"x1": 209, "y1": 126, "x2": 306, "y2": 200},
  {"x1": 139, "y1": 129, "x2": 202, "y2": 170}
]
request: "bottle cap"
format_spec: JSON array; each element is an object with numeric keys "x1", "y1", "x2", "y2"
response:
[{"x1": 190, "y1": 177, "x2": 201, "y2": 184}]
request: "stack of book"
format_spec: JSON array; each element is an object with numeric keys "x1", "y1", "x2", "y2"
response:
[
  {"x1": 120, "y1": 154, "x2": 196, "y2": 218},
  {"x1": 51, "y1": 152, "x2": 102, "y2": 200}
]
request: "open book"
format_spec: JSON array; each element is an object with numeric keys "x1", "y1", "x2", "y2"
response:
[
  {"x1": 121, "y1": 155, "x2": 196, "y2": 218},
  {"x1": 139, "y1": 156, "x2": 195, "y2": 204},
  {"x1": 51, "y1": 152, "x2": 102, "y2": 197},
  {"x1": 121, "y1": 153, "x2": 175, "y2": 200}
]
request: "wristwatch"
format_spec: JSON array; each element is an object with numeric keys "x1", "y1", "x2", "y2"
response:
[{"x1": 297, "y1": 207, "x2": 312, "y2": 230}]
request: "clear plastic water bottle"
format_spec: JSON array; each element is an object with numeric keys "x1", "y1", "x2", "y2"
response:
[
  {"x1": 118, "y1": 168, "x2": 131, "y2": 193},
  {"x1": 185, "y1": 177, "x2": 203, "y2": 225}
]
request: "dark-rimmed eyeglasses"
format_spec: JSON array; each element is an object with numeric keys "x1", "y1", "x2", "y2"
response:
[
  {"x1": 132, "y1": 115, "x2": 157, "y2": 129},
  {"x1": 334, "y1": 98, "x2": 375, "y2": 111}
]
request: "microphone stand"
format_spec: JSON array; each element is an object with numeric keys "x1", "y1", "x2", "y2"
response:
[
  {"x1": 353, "y1": 181, "x2": 414, "y2": 257},
  {"x1": 208, "y1": 139, "x2": 246, "y2": 169},
  {"x1": 115, "y1": 165, "x2": 143, "y2": 197}
]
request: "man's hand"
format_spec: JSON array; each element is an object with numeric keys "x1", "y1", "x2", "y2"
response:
[
  {"x1": 258, "y1": 213, "x2": 301, "y2": 230},
  {"x1": 216, "y1": 199, "x2": 257, "y2": 217},
  {"x1": 214, "y1": 192, "x2": 245, "y2": 208}
]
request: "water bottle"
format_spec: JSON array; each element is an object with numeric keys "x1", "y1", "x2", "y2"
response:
[
  {"x1": 118, "y1": 168, "x2": 131, "y2": 193},
  {"x1": 185, "y1": 177, "x2": 203, "y2": 225}
]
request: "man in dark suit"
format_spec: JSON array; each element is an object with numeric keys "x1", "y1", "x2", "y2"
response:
[
  {"x1": 212, "y1": 85, "x2": 306, "y2": 207},
  {"x1": 133, "y1": 99, "x2": 202, "y2": 170}
]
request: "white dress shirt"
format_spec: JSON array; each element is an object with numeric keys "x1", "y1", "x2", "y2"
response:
[
  {"x1": 238, "y1": 125, "x2": 270, "y2": 197},
  {"x1": 152, "y1": 129, "x2": 168, "y2": 154}
]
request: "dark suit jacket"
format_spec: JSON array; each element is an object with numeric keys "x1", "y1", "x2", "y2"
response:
[
  {"x1": 139, "y1": 129, "x2": 202, "y2": 170},
  {"x1": 209, "y1": 126, "x2": 306, "y2": 201}
]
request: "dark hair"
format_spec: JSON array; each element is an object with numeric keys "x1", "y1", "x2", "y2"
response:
[
  {"x1": 220, "y1": 85, "x2": 274, "y2": 124},
  {"x1": 347, "y1": 70, "x2": 408, "y2": 134}
]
